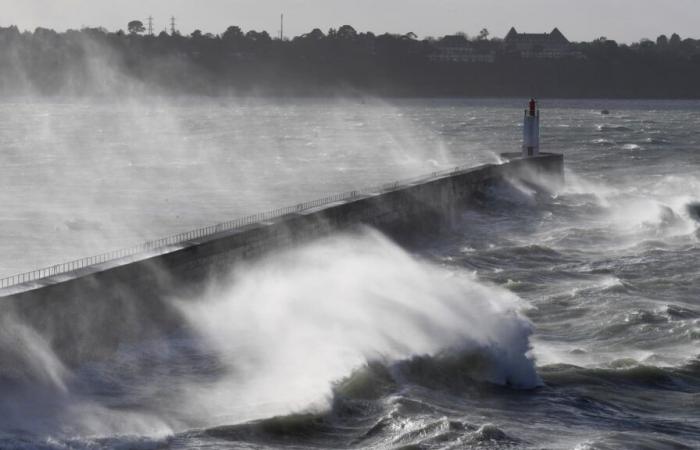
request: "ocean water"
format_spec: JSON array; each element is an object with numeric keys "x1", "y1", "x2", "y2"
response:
[{"x1": 0, "y1": 98, "x2": 699, "y2": 449}]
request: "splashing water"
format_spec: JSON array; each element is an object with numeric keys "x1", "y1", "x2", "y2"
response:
[
  {"x1": 2, "y1": 98, "x2": 700, "y2": 449},
  {"x1": 0, "y1": 228, "x2": 539, "y2": 446},
  {"x1": 174, "y1": 229, "x2": 541, "y2": 425}
]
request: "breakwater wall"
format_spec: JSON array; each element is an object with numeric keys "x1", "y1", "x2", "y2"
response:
[{"x1": 0, "y1": 154, "x2": 563, "y2": 363}]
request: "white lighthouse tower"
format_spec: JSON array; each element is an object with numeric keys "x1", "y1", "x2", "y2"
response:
[{"x1": 522, "y1": 98, "x2": 540, "y2": 157}]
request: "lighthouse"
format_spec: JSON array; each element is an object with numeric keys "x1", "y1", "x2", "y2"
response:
[{"x1": 522, "y1": 98, "x2": 540, "y2": 157}]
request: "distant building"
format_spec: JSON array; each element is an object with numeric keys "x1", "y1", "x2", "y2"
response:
[
  {"x1": 429, "y1": 35, "x2": 495, "y2": 63},
  {"x1": 504, "y1": 27, "x2": 577, "y2": 58}
]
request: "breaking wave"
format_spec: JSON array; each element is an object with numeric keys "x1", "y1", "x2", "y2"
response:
[
  {"x1": 0, "y1": 228, "x2": 540, "y2": 448},
  {"x1": 175, "y1": 229, "x2": 541, "y2": 423},
  {"x1": 596, "y1": 124, "x2": 633, "y2": 132}
]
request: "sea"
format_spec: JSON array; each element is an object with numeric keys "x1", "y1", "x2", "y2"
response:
[{"x1": 0, "y1": 98, "x2": 698, "y2": 449}]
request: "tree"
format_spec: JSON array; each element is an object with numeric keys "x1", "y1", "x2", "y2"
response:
[
  {"x1": 656, "y1": 34, "x2": 668, "y2": 46},
  {"x1": 223, "y1": 26, "x2": 244, "y2": 41},
  {"x1": 477, "y1": 28, "x2": 489, "y2": 41},
  {"x1": 127, "y1": 20, "x2": 145, "y2": 35},
  {"x1": 33, "y1": 27, "x2": 58, "y2": 40},
  {"x1": 245, "y1": 30, "x2": 271, "y2": 42},
  {"x1": 303, "y1": 28, "x2": 325, "y2": 40},
  {"x1": 337, "y1": 25, "x2": 358, "y2": 40},
  {"x1": 670, "y1": 33, "x2": 681, "y2": 46},
  {"x1": 639, "y1": 38, "x2": 654, "y2": 49}
]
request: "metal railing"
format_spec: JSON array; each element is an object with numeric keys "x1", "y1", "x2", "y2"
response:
[{"x1": 0, "y1": 164, "x2": 477, "y2": 290}]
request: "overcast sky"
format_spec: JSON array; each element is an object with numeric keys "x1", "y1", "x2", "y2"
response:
[{"x1": 1, "y1": 0, "x2": 698, "y2": 43}]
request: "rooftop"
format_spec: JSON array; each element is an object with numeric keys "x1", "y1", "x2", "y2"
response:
[{"x1": 505, "y1": 27, "x2": 570, "y2": 45}]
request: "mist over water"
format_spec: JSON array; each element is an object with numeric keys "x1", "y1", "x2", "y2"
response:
[
  {"x1": 1, "y1": 98, "x2": 700, "y2": 448},
  {"x1": 0, "y1": 97, "x2": 464, "y2": 277},
  {"x1": 0, "y1": 229, "x2": 537, "y2": 447}
]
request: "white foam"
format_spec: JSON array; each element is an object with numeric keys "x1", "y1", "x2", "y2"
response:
[{"x1": 175, "y1": 228, "x2": 541, "y2": 426}]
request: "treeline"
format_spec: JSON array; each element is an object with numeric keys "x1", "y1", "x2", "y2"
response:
[{"x1": 1, "y1": 24, "x2": 700, "y2": 98}]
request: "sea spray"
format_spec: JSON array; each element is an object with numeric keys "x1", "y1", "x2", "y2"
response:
[
  {"x1": 174, "y1": 228, "x2": 541, "y2": 426},
  {"x1": 0, "y1": 313, "x2": 173, "y2": 441},
  {"x1": 0, "y1": 100, "x2": 698, "y2": 448},
  {"x1": 0, "y1": 228, "x2": 539, "y2": 443},
  {"x1": 557, "y1": 171, "x2": 699, "y2": 243}
]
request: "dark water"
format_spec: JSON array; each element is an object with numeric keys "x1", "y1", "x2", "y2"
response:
[{"x1": 1, "y1": 99, "x2": 699, "y2": 449}]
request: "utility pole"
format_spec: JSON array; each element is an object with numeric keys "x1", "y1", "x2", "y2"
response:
[
  {"x1": 147, "y1": 16, "x2": 153, "y2": 36},
  {"x1": 280, "y1": 14, "x2": 284, "y2": 40},
  {"x1": 170, "y1": 16, "x2": 176, "y2": 35}
]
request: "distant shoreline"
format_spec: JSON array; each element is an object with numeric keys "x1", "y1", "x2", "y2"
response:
[
  {"x1": 3, "y1": 92, "x2": 700, "y2": 102},
  {"x1": 1, "y1": 25, "x2": 699, "y2": 99}
]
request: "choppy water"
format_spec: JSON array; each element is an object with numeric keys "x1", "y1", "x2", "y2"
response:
[{"x1": 1, "y1": 98, "x2": 699, "y2": 449}]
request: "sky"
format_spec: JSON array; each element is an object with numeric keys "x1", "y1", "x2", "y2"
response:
[{"x1": 0, "y1": 0, "x2": 698, "y2": 43}]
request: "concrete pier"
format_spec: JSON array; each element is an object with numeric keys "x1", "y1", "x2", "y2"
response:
[{"x1": 0, "y1": 154, "x2": 563, "y2": 364}]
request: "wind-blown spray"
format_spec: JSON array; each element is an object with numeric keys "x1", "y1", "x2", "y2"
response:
[{"x1": 174, "y1": 228, "x2": 541, "y2": 425}]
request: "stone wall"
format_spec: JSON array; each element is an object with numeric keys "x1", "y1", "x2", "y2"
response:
[{"x1": 0, "y1": 154, "x2": 563, "y2": 364}]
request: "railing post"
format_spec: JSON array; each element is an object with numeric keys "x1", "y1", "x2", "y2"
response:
[{"x1": 0, "y1": 165, "x2": 466, "y2": 289}]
